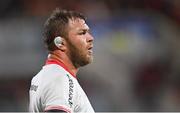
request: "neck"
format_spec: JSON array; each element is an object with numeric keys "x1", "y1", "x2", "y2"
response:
[{"x1": 47, "y1": 50, "x2": 79, "y2": 76}]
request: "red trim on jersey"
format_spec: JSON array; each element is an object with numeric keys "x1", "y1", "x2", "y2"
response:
[
  {"x1": 44, "y1": 105, "x2": 71, "y2": 113},
  {"x1": 46, "y1": 59, "x2": 76, "y2": 78}
]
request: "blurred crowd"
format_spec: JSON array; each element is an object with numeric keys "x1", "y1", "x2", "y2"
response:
[{"x1": 0, "y1": 0, "x2": 180, "y2": 111}]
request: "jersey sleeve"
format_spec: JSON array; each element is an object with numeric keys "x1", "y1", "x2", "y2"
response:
[{"x1": 42, "y1": 74, "x2": 72, "y2": 113}]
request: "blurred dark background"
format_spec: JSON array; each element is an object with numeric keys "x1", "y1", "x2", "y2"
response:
[{"x1": 0, "y1": 0, "x2": 180, "y2": 111}]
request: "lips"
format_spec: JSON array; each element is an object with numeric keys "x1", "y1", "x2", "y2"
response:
[
  {"x1": 87, "y1": 45, "x2": 93, "y2": 54},
  {"x1": 87, "y1": 44, "x2": 93, "y2": 50},
  {"x1": 88, "y1": 46, "x2": 93, "y2": 50}
]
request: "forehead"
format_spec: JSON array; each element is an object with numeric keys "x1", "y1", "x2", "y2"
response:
[{"x1": 68, "y1": 18, "x2": 89, "y2": 31}]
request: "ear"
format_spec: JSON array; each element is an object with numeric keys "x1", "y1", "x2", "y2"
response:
[
  {"x1": 59, "y1": 38, "x2": 67, "y2": 52},
  {"x1": 54, "y1": 36, "x2": 66, "y2": 51}
]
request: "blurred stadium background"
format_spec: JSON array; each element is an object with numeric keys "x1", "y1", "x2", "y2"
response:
[{"x1": 0, "y1": 0, "x2": 180, "y2": 111}]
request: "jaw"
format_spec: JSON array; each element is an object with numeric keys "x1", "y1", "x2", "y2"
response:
[{"x1": 72, "y1": 52, "x2": 93, "y2": 68}]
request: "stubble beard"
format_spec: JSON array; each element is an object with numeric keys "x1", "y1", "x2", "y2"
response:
[{"x1": 67, "y1": 41, "x2": 93, "y2": 68}]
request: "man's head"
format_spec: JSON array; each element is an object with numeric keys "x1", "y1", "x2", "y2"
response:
[{"x1": 44, "y1": 9, "x2": 94, "y2": 68}]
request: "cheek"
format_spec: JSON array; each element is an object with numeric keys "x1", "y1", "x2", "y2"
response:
[
  {"x1": 76, "y1": 38, "x2": 87, "y2": 48},
  {"x1": 69, "y1": 35, "x2": 87, "y2": 51}
]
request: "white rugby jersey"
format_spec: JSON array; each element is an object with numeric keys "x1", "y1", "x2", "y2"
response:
[{"x1": 29, "y1": 59, "x2": 95, "y2": 113}]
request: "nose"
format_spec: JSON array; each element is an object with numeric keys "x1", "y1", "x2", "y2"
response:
[{"x1": 87, "y1": 33, "x2": 94, "y2": 43}]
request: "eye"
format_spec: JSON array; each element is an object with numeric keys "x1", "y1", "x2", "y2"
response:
[{"x1": 79, "y1": 31, "x2": 86, "y2": 35}]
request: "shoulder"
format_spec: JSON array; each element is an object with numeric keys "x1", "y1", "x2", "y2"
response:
[
  {"x1": 43, "y1": 64, "x2": 70, "y2": 83},
  {"x1": 31, "y1": 64, "x2": 70, "y2": 87},
  {"x1": 31, "y1": 63, "x2": 77, "y2": 90}
]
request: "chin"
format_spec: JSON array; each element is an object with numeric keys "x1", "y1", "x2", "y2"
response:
[
  {"x1": 89, "y1": 56, "x2": 93, "y2": 63},
  {"x1": 86, "y1": 54, "x2": 93, "y2": 62},
  {"x1": 79, "y1": 57, "x2": 93, "y2": 67},
  {"x1": 86, "y1": 57, "x2": 93, "y2": 65}
]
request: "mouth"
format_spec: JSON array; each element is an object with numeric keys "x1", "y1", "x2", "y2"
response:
[
  {"x1": 88, "y1": 46, "x2": 93, "y2": 50},
  {"x1": 87, "y1": 45, "x2": 93, "y2": 54}
]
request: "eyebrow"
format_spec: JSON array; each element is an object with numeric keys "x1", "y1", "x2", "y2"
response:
[{"x1": 78, "y1": 28, "x2": 90, "y2": 32}]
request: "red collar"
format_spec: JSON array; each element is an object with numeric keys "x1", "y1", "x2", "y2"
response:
[{"x1": 45, "y1": 59, "x2": 76, "y2": 78}]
